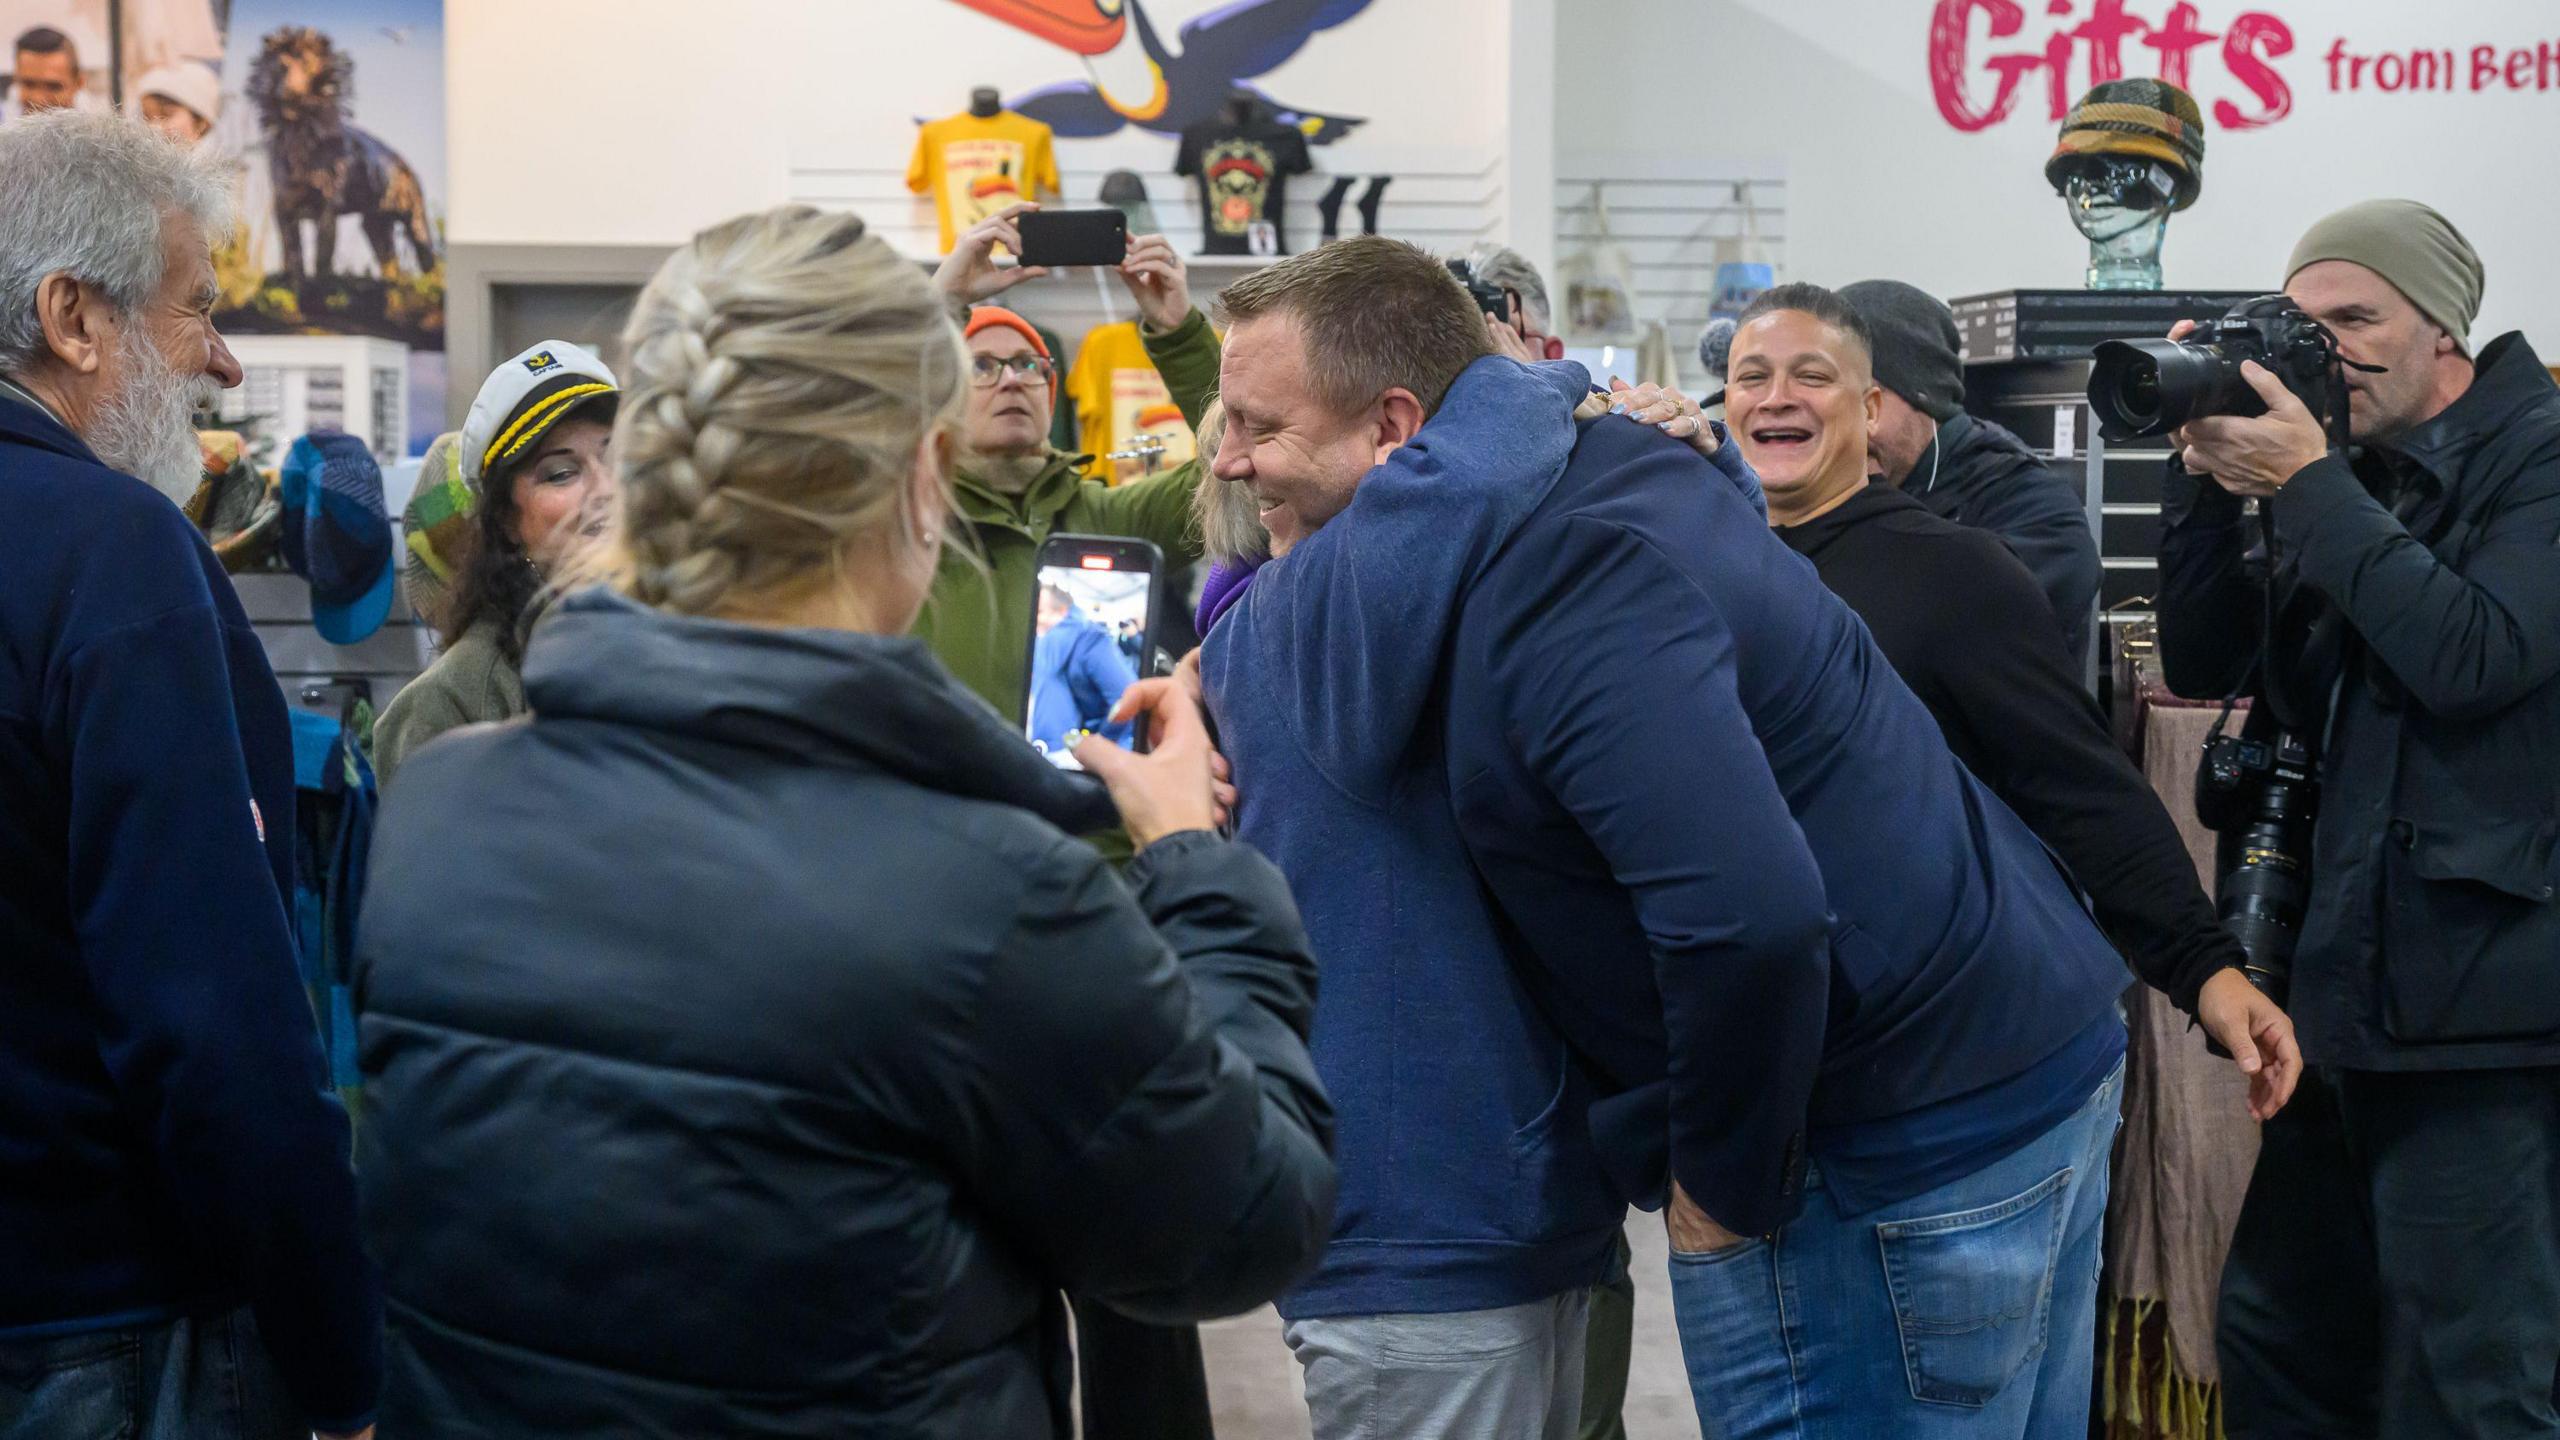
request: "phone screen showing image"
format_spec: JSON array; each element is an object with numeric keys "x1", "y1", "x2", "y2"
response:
[{"x1": 1025, "y1": 547, "x2": 1158, "y2": 771}]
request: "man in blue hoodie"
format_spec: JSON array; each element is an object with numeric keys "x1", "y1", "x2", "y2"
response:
[
  {"x1": 1029, "y1": 582, "x2": 1139, "y2": 755},
  {"x1": 0, "y1": 113, "x2": 381, "y2": 1438},
  {"x1": 1198, "y1": 239, "x2": 1627, "y2": 1439},
  {"x1": 1196, "y1": 237, "x2": 2132, "y2": 1440}
]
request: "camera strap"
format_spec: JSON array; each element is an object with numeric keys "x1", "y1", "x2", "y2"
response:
[
  {"x1": 2250, "y1": 501, "x2": 2310, "y2": 737},
  {"x1": 2246, "y1": 354, "x2": 2367, "y2": 754},
  {"x1": 2205, "y1": 688, "x2": 2243, "y2": 747}
]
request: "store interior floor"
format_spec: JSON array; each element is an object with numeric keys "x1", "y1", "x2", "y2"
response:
[{"x1": 1198, "y1": 1211, "x2": 1702, "y2": 1439}]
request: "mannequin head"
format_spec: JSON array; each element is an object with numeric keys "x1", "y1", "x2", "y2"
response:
[
  {"x1": 2058, "y1": 155, "x2": 2174, "y2": 291},
  {"x1": 2045, "y1": 81, "x2": 2205, "y2": 293}
]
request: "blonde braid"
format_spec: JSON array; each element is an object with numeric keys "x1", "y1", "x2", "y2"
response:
[{"x1": 590, "y1": 205, "x2": 967, "y2": 619}]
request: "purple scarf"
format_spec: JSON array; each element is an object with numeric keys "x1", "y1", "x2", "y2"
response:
[{"x1": 1195, "y1": 555, "x2": 1265, "y2": 638}]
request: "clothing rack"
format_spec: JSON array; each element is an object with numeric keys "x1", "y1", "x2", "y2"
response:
[
  {"x1": 231, "y1": 573, "x2": 433, "y2": 716},
  {"x1": 1552, "y1": 154, "x2": 1789, "y2": 390}
]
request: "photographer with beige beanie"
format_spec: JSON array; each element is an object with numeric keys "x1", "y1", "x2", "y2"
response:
[{"x1": 2157, "y1": 198, "x2": 2560, "y2": 1440}]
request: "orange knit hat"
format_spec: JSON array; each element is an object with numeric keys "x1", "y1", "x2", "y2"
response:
[{"x1": 962, "y1": 306, "x2": 1051, "y2": 360}]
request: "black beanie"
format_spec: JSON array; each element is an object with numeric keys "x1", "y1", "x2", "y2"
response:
[{"x1": 1839, "y1": 280, "x2": 1965, "y2": 422}]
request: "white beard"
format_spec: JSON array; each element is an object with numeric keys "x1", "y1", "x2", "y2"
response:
[{"x1": 85, "y1": 335, "x2": 217, "y2": 506}]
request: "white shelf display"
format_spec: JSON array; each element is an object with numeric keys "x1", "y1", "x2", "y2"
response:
[{"x1": 218, "y1": 334, "x2": 412, "y2": 465}]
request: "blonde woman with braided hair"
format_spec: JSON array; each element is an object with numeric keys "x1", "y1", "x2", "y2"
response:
[{"x1": 352, "y1": 205, "x2": 1336, "y2": 1440}]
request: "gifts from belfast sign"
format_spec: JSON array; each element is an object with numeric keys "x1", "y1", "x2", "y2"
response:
[{"x1": 1929, "y1": 0, "x2": 2560, "y2": 134}]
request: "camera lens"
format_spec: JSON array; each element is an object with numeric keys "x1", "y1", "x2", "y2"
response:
[
  {"x1": 2121, "y1": 369, "x2": 2160, "y2": 413},
  {"x1": 2217, "y1": 777, "x2": 2315, "y2": 1004},
  {"x1": 2089, "y1": 337, "x2": 2244, "y2": 442},
  {"x1": 2090, "y1": 340, "x2": 2173, "y2": 440}
]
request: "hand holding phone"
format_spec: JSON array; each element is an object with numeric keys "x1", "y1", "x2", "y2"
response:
[
  {"x1": 932, "y1": 202, "x2": 1052, "y2": 304},
  {"x1": 1073, "y1": 679, "x2": 1222, "y2": 850}
]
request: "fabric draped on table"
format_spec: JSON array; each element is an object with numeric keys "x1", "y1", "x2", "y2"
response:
[{"x1": 2099, "y1": 684, "x2": 2262, "y2": 1440}]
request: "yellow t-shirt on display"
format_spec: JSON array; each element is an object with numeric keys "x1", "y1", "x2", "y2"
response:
[
  {"x1": 1067, "y1": 322, "x2": 1199, "y2": 485},
  {"x1": 905, "y1": 110, "x2": 1061, "y2": 254}
]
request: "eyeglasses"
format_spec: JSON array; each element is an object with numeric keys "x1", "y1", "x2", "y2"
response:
[{"x1": 970, "y1": 354, "x2": 1053, "y2": 387}]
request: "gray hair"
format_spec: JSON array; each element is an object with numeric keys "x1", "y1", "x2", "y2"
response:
[
  {"x1": 0, "y1": 111, "x2": 233, "y2": 375},
  {"x1": 1453, "y1": 242, "x2": 1552, "y2": 334},
  {"x1": 1188, "y1": 398, "x2": 1269, "y2": 566}
]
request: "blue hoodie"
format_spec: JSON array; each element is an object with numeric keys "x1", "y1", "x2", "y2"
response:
[{"x1": 1200, "y1": 361, "x2": 1626, "y2": 1320}]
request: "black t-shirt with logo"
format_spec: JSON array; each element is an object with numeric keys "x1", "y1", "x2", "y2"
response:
[{"x1": 1175, "y1": 117, "x2": 1313, "y2": 256}]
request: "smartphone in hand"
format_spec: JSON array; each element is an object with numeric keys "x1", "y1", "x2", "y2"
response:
[{"x1": 1014, "y1": 208, "x2": 1130, "y2": 269}]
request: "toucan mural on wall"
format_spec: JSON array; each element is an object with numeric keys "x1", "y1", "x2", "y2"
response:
[{"x1": 947, "y1": 0, "x2": 1375, "y2": 143}]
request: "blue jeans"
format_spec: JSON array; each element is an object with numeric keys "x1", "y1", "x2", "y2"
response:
[
  {"x1": 0, "y1": 1308, "x2": 306, "y2": 1440},
  {"x1": 1669, "y1": 1061, "x2": 2123, "y2": 1440}
]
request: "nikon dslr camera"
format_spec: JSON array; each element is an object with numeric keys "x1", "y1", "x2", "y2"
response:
[{"x1": 2089, "y1": 295, "x2": 2343, "y2": 443}]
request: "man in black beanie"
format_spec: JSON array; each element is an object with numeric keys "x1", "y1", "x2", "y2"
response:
[{"x1": 1842, "y1": 280, "x2": 2100, "y2": 667}]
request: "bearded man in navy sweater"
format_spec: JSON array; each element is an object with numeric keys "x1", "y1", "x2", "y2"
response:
[
  {"x1": 1174, "y1": 237, "x2": 2131, "y2": 1440},
  {"x1": 0, "y1": 114, "x2": 381, "y2": 1439}
]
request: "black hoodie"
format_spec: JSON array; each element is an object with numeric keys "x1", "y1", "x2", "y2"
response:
[
  {"x1": 355, "y1": 590, "x2": 1336, "y2": 1439},
  {"x1": 1780, "y1": 484, "x2": 2244, "y2": 1014}
]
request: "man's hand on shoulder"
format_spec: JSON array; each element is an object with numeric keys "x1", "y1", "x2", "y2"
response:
[{"x1": 1599, "y1": 377, "x2": 1719, "y2": 455}]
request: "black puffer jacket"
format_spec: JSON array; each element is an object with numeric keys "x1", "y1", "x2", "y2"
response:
[
  {"x1": 353, "y1": 589, "x2": 1335, "y2": 1439},
  {"x1": 2160, "y1": 333, "x2": 2560, "y2": 1070},
  {"x1": 1906, "y1": 411, "x2": 2102, "y2": 667}
]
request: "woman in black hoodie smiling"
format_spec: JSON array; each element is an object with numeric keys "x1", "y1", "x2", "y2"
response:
[{"x1": 351, "y1": 204, "x2": 1334, "y2": 1440}]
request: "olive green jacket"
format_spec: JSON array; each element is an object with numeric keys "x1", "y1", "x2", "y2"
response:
[
  {"x1": 913, "y1": 307, "x2": 1219, "y2": 718},
  {"x1": 373, "y1": 618, "x2": 527, "y2": 790}
]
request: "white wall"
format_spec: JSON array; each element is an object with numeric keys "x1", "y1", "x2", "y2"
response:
[
  {"x1": 450, "y1": 0, "x2": 1524, "y2": 255},
  {"x1": 448, "y1": 0, "x2": 791, "y2": 247},
  {"x1": 1554, "y1": 0, "x2": 2560, "y2": 347}
]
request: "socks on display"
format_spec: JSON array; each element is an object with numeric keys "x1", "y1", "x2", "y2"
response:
[
  {"x1": 1356, "y1": 176, "x2": 1392, "y2": 235},
  {"x1": 1316, "y1": 177, "x2": 1358, "y2": 244}
]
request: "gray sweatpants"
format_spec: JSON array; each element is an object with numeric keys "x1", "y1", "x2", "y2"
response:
[{"x1": 1283, "y1": 1289, "x2": 1592, "y2": 1440}]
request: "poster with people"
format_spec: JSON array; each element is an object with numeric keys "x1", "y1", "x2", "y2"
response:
[
  {"x1": 0, "y1": 5, "x2": 109, "y2": 122},
  {"x1": 5, "y1": 0, "x2": 445, "y2": 460}
]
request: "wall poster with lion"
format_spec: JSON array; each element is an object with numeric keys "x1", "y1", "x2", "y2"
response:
[{"x1": 1, "y1": 0, "x2": 445, "y2": 461}]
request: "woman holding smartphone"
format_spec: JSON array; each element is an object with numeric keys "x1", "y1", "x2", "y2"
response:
[{"x1": 352, "y1": 205, "x2": 1335, "y2": 1439}]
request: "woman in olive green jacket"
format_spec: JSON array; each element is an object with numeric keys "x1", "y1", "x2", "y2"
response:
[
  {"x1": 911, "y1": 208, "x2": 1218, "y2": 718},
  {"x1": 375, "y1": 341, "x2": 620, "y2": 787}
]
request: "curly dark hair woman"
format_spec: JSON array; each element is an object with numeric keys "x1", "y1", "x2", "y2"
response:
[{"x1": 373, "y1": 340, "x2": 618, "y2": 787}]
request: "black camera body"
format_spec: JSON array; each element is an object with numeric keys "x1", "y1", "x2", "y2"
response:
[
  {"x1": 1446, "y1": 257, "x2": 1511, "y2": 326},
  {"x1": 2196, "y1": 723, "x2": 2320, "y2": 1003},
  {"x1": 2090, "y1": 295, "x2": 2342, "y2": 443}
]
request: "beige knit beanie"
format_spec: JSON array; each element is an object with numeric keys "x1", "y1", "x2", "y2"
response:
[{"x1": 2286, "y1": 199, "x2": 2484, "y2": 355}]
